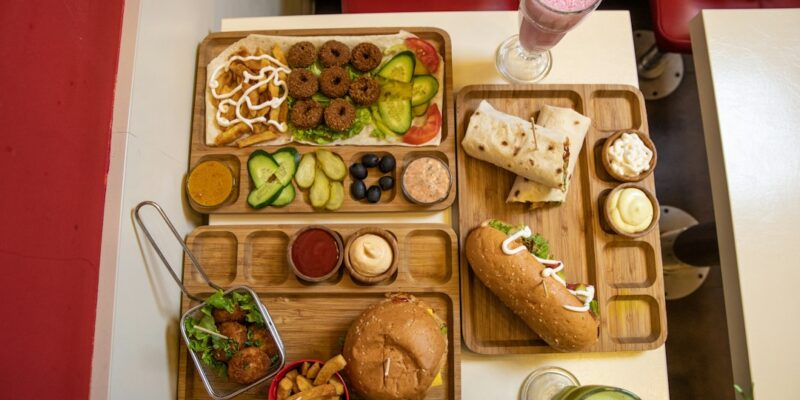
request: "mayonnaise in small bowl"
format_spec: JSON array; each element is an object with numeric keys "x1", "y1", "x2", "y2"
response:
[{"x1": 606, "y1": 132, "x2": 653, "y2": 178}]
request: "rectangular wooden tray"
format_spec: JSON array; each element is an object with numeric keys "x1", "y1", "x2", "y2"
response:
[
  {"x1": 188, "y1": 28, "x2": 455, "y2": 214},
  {"x1": 456, "y1": 84, "x2": 667, "y2": 354},
  {"x1": 176, "y1": 224, "x2": 461, "y2": 400}
]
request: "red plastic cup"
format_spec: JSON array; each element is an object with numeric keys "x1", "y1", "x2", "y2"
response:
[{"x1": 268, "y1": 359, "x2": 350, "y2": 400}]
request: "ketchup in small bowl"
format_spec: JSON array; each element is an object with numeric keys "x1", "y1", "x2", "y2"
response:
[{"x1": 288, "y1": 226, "x2": 343, "y2": 282}]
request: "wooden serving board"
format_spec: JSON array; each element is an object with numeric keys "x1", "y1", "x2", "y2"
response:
[
  {"x1": 456, "y1": 84, "x2": 667, "y2": 354},
  {"x1": 176, "y1": 224, "x2": 461, "y2": 400},
  {"x1": 188, "y1": 28, "x2": 455, "y2": 214}
]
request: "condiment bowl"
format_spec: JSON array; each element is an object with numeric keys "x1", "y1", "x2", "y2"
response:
[
  {"x1": 400, "y1": 156, "x2": 452, "y2": 205},
  {"x1": 287, "y1": 225, "x2": 344, "y2": 283},
  {"x1": 268, "y1": 359, "x2": 350, "y2": 400},
  {"x1": 185, "y1": 157, "x2": 239, "y2": 212},
  {"x1": 601, "y1": 130, "x2": 657, "y2": 182},
  {"x1": 602, "y1": 183, "x2": 660, "y2": 239},
  {"x1": 343, "y1": 227, "x2": 399, "y2": 284}
]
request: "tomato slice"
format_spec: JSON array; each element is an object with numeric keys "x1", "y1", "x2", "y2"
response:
[
  {"x1": 404, "y1": 37, "x2": 440, "y2": 74},
  {"x1": 403, "y1": 104, "x2": 442, "y2": 145}
]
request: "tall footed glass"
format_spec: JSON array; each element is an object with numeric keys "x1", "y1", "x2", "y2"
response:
[{"x1": 496, "y1": 0, "x2": 602, "y2": 83}]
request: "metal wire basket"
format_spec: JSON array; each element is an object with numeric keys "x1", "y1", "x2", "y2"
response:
[{"x1": 134, "y1": 201, "x2": 286, "y2": 400}]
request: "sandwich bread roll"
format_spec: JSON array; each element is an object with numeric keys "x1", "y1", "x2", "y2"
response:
[{"x1": 466, "y1": 226, "x2": 598, "y2": 351}]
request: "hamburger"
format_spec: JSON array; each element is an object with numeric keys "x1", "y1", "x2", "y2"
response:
[{"x1": 343, "y1": 293, "x2": 448, "y2": 400}]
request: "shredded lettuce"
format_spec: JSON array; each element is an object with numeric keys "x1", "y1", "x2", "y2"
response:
[
  {"x1": 487, "y1": 219, "x2": 550, "y2": 259},
  {"x1": 291, "y1": 107, "x2": 371, "y2": 144}
]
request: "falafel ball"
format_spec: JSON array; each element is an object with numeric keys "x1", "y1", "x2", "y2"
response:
[
  {"x1": 249, "y1": 327, "x2": 278, "y2": 355},
  {"x1": 286, "y1": 41, "x2": 316, "y2": 68},
  {"x1": 287, "y1": 69, "x2": 318, "y2": 99},
  {"x1": 348, "y1": 76, "x2": 380, "y2": 106},
  {"x1": 228, "y1": 347, "x2": 270, "y2": 385},
  {"x1": 289, "y1": 99, "x2": 323, "y2": 129},
  {"x1": 319, "y1": 66, "x2": 351, "y2": 98},
  {"x1": 324, "y1": 99, "x2": 356, "y2": 132},
  {"x1": 212, "y1": 306, "x2": 245, "y2": 323},
  {"x1": 318, "y1": 40, "x2": 351, "y2": 67},
  {"x1": 213, "y1": 322, "x2": 248, "y2": 362},
  {"x1": 350, "y1": 42, "x2": 382, "y2": 72}
]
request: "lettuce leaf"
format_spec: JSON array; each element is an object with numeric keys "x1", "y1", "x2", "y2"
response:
[
  {"x1": 291, "y1": 107, "x2": 371, "y2": 144},
  {"x1": 486, "y1": 219, "x2": 550, "y2": 259}
]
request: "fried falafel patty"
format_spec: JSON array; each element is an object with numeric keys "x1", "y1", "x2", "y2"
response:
[
  {"x1": 213, "y1": 322, "x2": 248, "y2": 362},
  {"x1": 318, "y1": 40, "x2": 351, "y2": 67},
  {"x1": 348, "y1": 76, "x2": 380, "y2": 106},
  {"x1": 286, "y1": 41, "x2": 316, "y2": 68},
  {"x1": 287, "y1": 69, "x2": 318, "y2": 99},
  {"x1": 324, "y1": 98, "x2": 356, "y2": 132},
  {"x1": 228, "y1": 347, "x2": 270, "y2": 384},
  {"x1": 319, "y1": 66, "x2": 351, "y2": 98},
  {"x1": 249, "y1": 327, "x2": 278, "y2": 355},
  {"x1": 212, "y1": 305, "x2": 245, "y2": 323},
  {"x1": 289, "y1": 99, "x2": 323, "y2": 129},
  {"x1": 350, "y1": 42, "x2": 382, "y2": 72}
]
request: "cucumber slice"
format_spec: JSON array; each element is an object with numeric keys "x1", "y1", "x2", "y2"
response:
[
  {"x1": 315, "y1": 149, "x2": 346, "y2": 181},
  {"x1": 377, "y1": 51, "x2": 415, "y2": 83},
  {"x1": 295, "y1": 153, "x2": 316, "y2": 189},
  {"x1": 378, "y1": 99, "x2": 412, "y2": 133},
  {"x1": 247, "y1": 178, "x2": 284, "y2": 208},
  {"x1": 413, "y1": 57, "x2": 429, "y2": 75},
  {"x1": 371, "y1": 106, "x2": 398, "y2": 139},
  {"x1": 411, "y1": 75, "x2": 439, "y2": 106},
  {"x1": 412, "y1": 102, "x2": 429, "y2": 117},
  {"x1": 309, "y1": 166, "x2": 330, "y2": 208},
  {"x1": 378, "y1": 79, "x2": 413, "y2": 101},
  {"x1": 325, "y1": 182, "x2": 344, "y2": 211},
  {"x1": 248, "y1": 150, "x2": 279, "y2": 188},
  {"x1": 271, "y1": 184, "x2": 296, "y2": 207},
  {"x1": 271, "y1": 147, "x2": 299, "y2": 186}
]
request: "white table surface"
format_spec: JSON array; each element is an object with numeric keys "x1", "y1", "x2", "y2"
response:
[
  {"x1": 215, "y1": 11, "x2": 669, "y2": 400},
  {"x1": 691, "y1": 9, "x2": 800, "y2": 399}
]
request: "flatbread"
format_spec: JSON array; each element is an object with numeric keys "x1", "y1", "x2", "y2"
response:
[
  {"x1": 462, "y1": 100, "x2": 568, "y2": 189},
  {"x1": 507, "y1": 105, "x2": 591, "y2": 207},
  {"x1": 205, "y1": 32, "x2": 445, "y2": 147}
]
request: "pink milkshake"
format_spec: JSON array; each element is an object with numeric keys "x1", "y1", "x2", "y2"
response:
[{"x1": 519, "y1": 0, "x2": 601, "y2": 52}]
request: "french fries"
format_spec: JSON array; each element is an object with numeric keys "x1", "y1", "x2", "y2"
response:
[{"x1": 277, "y1": 355, "x2": 346, "y2": 400}]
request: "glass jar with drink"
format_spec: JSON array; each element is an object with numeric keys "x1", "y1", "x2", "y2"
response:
[
  {"x1": 520, "y1": 367, "x2": 641, "y2": 400},
  {"x1": 496, "y1": 0, "x2": 602, "y2": 83}
]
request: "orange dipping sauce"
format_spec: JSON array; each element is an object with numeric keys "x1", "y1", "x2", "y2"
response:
[{"x1": 187, "y1": 160, "x2": 234, "y2": 207}]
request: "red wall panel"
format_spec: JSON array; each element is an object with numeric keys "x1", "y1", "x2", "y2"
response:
[{"x1": 0, "y1": 0, "x2": 124, "y2": 397}]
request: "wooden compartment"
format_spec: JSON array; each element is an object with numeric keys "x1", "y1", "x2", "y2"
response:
[
  {"x1": 177, "y1": 224, "x2": 461, "y2": 400},
  {"x1": 187, "y1": 28, "x2": 456, "y2": 214},
  {"x1": 456, "y1": 84, "x2": 667, "y2": 354}
]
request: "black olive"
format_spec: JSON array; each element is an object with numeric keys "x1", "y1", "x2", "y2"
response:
[
  {"x1": 366, "y1": 185, "x2": 382, "y2": 203},
  {"x1": 378, "y1": 154, "x2": 396, "y2": 173},
  {"x1": 362, "y1": 153, "x2": 379, "y2": 168},
  {"x1": 349, "y1": 163, "x2": 367, "y2": 180},
  {"x1": 350, "y1": 180, "x2": 367, "y2": 200},
  {"x1": 379, "y1": 175, "x2": 394, "y2": 191}
]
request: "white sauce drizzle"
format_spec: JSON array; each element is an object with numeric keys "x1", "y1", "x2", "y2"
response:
[
  {"x1": 500, "y1": 225, "x2": 595, "y2": 313},
  {"x1": 208, "y1": 54, "x2": 290, "y2": 132}
]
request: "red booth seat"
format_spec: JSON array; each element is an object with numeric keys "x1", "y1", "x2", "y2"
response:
[{"x1": 651, "y1": 0, "x2": 800, "y2": 53}]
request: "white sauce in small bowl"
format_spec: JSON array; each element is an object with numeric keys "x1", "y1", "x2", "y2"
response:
[{"x1": 607, "y1": 132, "x2": 653, "y2": 178}]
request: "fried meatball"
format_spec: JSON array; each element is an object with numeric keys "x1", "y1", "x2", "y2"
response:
[
  {"x1": 286, "y1": 41, "x2": 316, "y2": 68},
  {"x1": 287, "y1": 69, "x2": 318, "y2": 99},
  {"x1": 289, "y1": 99, "x2": 323, "y2": 129},
  {"x1": 228, "y1": 347, "x2": 270, "y2": 385},
  {"x1": 348, "y1": 76, "x2": 380, "y2": 106},
  {"x1": 319, "y1": 66, "x2": 351, "y2": 98},
  {"x1": 212, "y1": 306, "x2": 245, "y2": 323},
  {"x1": 319, "y1": 40, "x2": 351, "y2": 67},
  {"x1": 249, "y1": 327, "x2": 278, "y2": 355},
  {"x1": 213, "y1": 322, "x2": 247, "y2": 362},
  {"x1": 350, "y1": 42, "x2": 382, "y2": 72},
  {"x1": 324, "y1": 99, "x2": 356, "y2": 132}
]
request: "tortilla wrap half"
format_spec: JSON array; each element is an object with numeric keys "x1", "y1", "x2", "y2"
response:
[
  {"x1": 462, "y1": 100, "x2": 568, "y2": 189},
  {"x1": 205, "y1": 32, "x2": 444, "y2": 147},
  {"x1": 507, "y1": 105, "x2": 591, "y2": 207}
]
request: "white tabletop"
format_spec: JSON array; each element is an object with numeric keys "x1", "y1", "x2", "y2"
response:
[
  {"x1": 691, "y1": 9, "x2": 800, "y2": 399},
  {"x1": 217, "y1": 11, "x2": 669, "y2": 400}
]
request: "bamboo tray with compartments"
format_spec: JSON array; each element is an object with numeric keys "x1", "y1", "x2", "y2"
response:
[
  {"x1": 176, "y1": 224, "x2": 461, "y2": 400},
  {"x1": 188, "y1": 28, "x2": 455, "y2": 214},
  {"x1": 456, "y1": 84, "x2": 667, "y2": 354}
]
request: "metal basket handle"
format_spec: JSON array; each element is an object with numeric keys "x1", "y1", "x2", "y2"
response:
[{"x1": 134, "y1": 201, "x2": 223, "y2": 302}]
